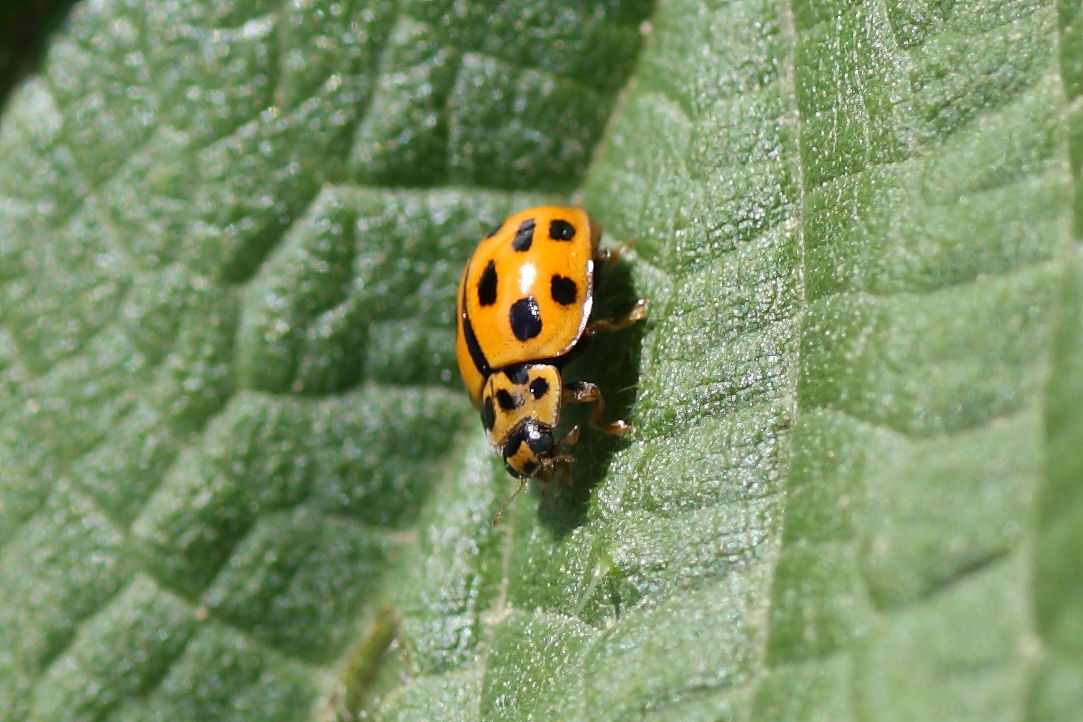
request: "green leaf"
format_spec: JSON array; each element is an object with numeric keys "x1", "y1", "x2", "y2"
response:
[{"x1": 0, "y1": 0, "x2": 1079, "y2": 721}]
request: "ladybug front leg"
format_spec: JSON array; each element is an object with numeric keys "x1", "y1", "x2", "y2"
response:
[
  {"x1": 563, "y1": 382, "x2": 632, "y2": 436},
  {"x1": 493, "y1": 426, "x2": 583, "y2": 525},
  {"x1": 594, "y1": 239, "x2": 635, "y2": 266},
  {"x1": 537, "y1": 426, "x2": 581, "y2": 496}
]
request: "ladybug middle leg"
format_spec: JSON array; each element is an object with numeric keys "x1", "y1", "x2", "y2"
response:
[
  {"x1": 589, "y1": 238, "x2": 649, "y2": 336},
  {"x1": 563, "y1": 382, "x2": 631, "y2": 436}
]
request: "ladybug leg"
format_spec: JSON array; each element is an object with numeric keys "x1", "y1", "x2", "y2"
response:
[
  {"x1": 534, "y1": 427, "x2": 581, "y2": 497},
  {"x1": 558, "y1": 425, "x2": 581, "y2": 448},
  {"x1": 493, "y1": 423, "x2": 585, "y2": 523},
  {"x1": 585, "y1": 298, "x2": 649, "y2": 336},
  {"x1": 539, "y1": 455, "x2": 576, "y2": 496},
  {"x1": 552, "y1": 456, "x2": 575, "y2": 493},
  {"x1": 563, "y1": 382, "x2": 632, "y2": 436},
  {"x1": 594, "y1": 238, "x2": 634, "y2": 266}
]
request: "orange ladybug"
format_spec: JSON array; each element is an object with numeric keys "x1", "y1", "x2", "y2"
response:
[{"x1": 455, "y1": 206, "x2": 647, "y2": 522}]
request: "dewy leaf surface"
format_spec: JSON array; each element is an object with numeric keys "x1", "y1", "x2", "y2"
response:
[{"x1": 0, "y1": 0, "x2": 1079, "y2": 721}]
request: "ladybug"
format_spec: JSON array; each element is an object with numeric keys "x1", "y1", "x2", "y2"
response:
[{"x1": 455, "y1": 206, "x2": 647, "y2": 523}]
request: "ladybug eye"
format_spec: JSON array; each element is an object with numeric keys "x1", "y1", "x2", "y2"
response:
[{"x1": 523, "y1": 422, "x2": 554, "y2": 454}]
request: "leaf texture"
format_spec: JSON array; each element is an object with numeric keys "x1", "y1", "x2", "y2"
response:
[{"x1": 0, "y1": 0, "x2": 1079, "y2": 720}]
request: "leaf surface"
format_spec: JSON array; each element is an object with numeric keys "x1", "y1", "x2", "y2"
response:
[{"x1": 0, "y1": 0, "x2": 1079, "y2": 720}]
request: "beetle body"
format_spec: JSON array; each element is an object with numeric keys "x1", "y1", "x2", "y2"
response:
[{"x1": 455, "y1": 206, "x2": 646, "y2": 500}]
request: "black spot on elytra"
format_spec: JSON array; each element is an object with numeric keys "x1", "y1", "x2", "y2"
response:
[
  {"x1": 529, "y1": 377, "x2": 549, "y2": 399},
  {"x1": 550, "y1": 275, "x2": 577, "y2": 305},
  {"x1": 503, "y1": 364, "x2": 529, "y2": 385},
  {"x1": 496, "y1": 389, "x2": 519, "y2": 411},
  {"x1": 477, "y1": 260, "x2": 497, "y2": 306},
  {"x1": 512, "y1": 219, "x2": 536, "y2": 251},
  {"x1": 460, "y1": 307, "x2": 490, "y2": 377},
  {"x1": 509, "y1": 297, "x2": 543, "y2": 341},
  {"x1": 481, "y1": 396, "x2": 495, "y2": 430},
  {"x1": 549, "y1": 219, "x2": 575, "y2": 241}
]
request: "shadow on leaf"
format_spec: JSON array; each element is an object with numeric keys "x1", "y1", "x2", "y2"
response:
[
  {"x1": 537, "y1": 250, "x2": 648, "y2": 536},
  {"x1": 0, "y1": 0, "x2": 79, "y2": 109}
]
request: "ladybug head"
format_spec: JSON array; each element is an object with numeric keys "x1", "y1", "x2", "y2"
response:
[{"x1": 501, "y1": 418, "x2": 554, "y2": 478}]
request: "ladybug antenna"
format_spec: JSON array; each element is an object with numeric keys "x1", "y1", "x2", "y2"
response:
[{"x1": 492, "y1": 478, "x2": 529, "y2": 526}]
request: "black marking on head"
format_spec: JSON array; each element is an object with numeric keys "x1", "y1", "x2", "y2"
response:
[
  {"x1": 522, "y1": 420, "x2": 554, "y2": 455},
  {"x1": 501, "y1": 428, "x2": 528, "y2": 477},
  {"x1": 501, "y1": 421, "x2": 554, "y2": 478},
  {"x1": 512, "y1": 219, "x2": 536, "y2": 251},
  {"x1": 496, "y1": 389, "x2": 519, "y2": 411},
  {"x1": 509, "y1": 297, "x2": 542, "y2": 341},
  {"x1": 481, "y1": 395, "x2": 495, "y2": 430},
  {"x1": 460, "y1": 279, "x2": 491, "y2": 378},
  {"x1": 549, "y1": 219, "x2": 576, "y2": 241},
  {"x1": 502, "y1": 429, "x2": 524, "y2": 459},
  {"x1": 529, "y1": 377, "x2": 549, "y2": 399},
  {"x1": 477, "y1": 260, "x2": 498, "y2": 306},
  {"x1": 503, "y1": 364, "x2": 529, "y2": 385},
  {"x1": 504, "y1": 455, "x2": 538, "y2": 479},
  {"x1": 550, "y1": 274, "x2": 577, "y2": 305}
]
